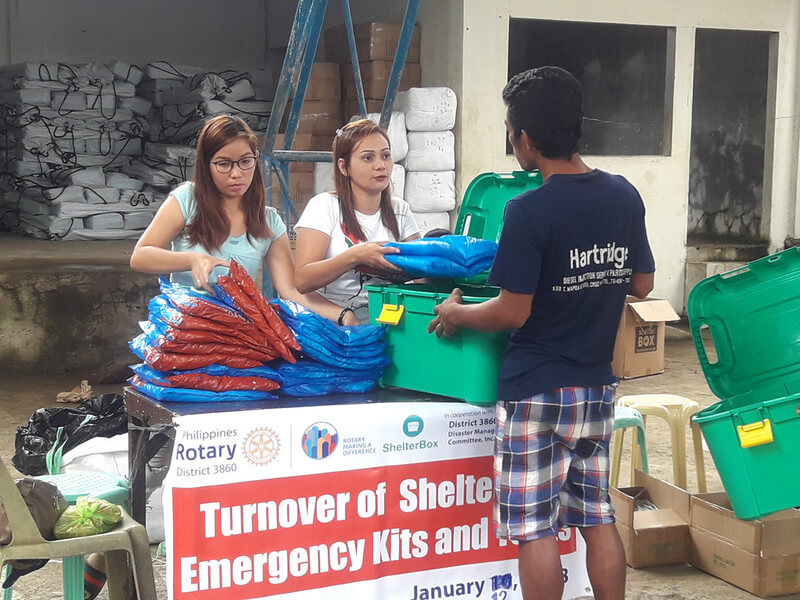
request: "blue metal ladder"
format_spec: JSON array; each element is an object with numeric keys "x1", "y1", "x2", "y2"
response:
[{"x1": 260, "y1": 0, "x2": 421, "y2": 295}]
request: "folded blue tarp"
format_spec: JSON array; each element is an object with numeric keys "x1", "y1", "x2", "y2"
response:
[{"x1": 384, "y1": 235, "x2": 497, "y2": 278}]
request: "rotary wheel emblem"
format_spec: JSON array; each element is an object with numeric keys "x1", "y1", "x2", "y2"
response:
[{"x1": 243, "y1": 427, "x2": 280, "y2": 466}]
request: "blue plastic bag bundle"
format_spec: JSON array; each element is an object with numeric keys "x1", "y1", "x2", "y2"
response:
[
  {"x1": 383, "y1": 235, "x2": 497, "y2": 278},
  {"x1": 277, "y1": 359, "x2": 381, "y2": 397},
  {"x1": 129, "y1": 376, "x2": 276, "y2": 403},
  {"x1": 271, "y1": 299, "x2": 390, "y2": 372}
]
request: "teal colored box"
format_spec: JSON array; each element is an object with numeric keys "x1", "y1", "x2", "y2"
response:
[
  {"x1": 367, "y1": 171, "x2": 543, "y2": 406},
  {"x1": 688, "y1": 248, "x2": 800, "y2": 520}
]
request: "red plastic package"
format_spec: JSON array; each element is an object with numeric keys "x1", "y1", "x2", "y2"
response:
[
  {"x1": 229, "y1": 261, "x2": 301, "y2": 353},
  {"x1": 215, "y1": 275, "x2": 291, "y2": 359},
  {"x1": 165, "y1": 373, "x2": 280, "y2": 392},
  {"x1": 151, "y1": 296, "x2": 264, "y2": 344},
  {"x1": 159, "y1": 326, "x2": 267, "y2": 352},
  {"x1": 141, "y1": 346, "x2": 261, "y2": 371},
  {"x1": 161, "y1": 282, "x2": 253, "y2": 328},
  {"x1": 161, "y1": 340, "x2": 276, "y2": 362}
]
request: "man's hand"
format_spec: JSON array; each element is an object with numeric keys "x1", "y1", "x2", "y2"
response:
[{"x1": 428, "y1": 288, "x2": 464, "y2": 339}]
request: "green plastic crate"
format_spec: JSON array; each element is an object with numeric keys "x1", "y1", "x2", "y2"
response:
[
  {"x1": 687, "y1": 247, "x2": 800, "y2": 519},
  {"x1": 367, "y1": 170, "x2": 543, "y2": 405}
]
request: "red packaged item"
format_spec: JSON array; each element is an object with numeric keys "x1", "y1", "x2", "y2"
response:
[
  {"x1": 142, "y1": 347, "x2": 261, "y2": 371},
  {"x1": 215, "y1": 275, "x2": 292, "y2": 360},
  {"x1": 160, "y1": 280, "x2": 252, "y2": 328},
  {"x1": 150, "y1": 296, "x2": 265, "y2": 347},
  {"x1": 158, "y1": 326, "x2": 267, "y2": 352},
  {"x1": 165, "y1": 373, "x2": 280, "y2": 393},
  {"x1": 139, "y1": 322, "x2": 277, "y2": 362},
  {"x1": 229, "y1": 261, "x2": 301, "y2": 353}
]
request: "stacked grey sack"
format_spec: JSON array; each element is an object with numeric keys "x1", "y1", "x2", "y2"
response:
[
  {"x1": 397, "y1": 87, "x2": 457, "y2": 234},
  {"x1": 0, "y1": 61, "x2": 161, "y2": 240},
  {"x1": 124, "y1": 62, "x2": 273, "y2": 200}
]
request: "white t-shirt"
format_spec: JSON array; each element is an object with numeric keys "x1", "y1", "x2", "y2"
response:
[{"x1": 294, "y1": 191, "x2": 420, "y2": 312}]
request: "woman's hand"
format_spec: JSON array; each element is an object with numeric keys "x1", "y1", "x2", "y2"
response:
[
  {"x1": 190, "y1": 253, "x2": 230, "y2": 292},
  {"x1": 350, "y1": 242, "x2": 402, "y2": 272}
]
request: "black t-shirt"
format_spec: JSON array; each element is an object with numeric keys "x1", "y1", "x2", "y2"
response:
[{"x1": 488, "y1": 169, "x2": 655, "y2": 401}]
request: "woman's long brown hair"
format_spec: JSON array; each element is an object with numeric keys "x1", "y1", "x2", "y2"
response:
[
  {"x1": 187, "y1": 115, "x2": 270, "y2": 251},
  {"x1": 332, "y1": 119, "x2": 400, "y2": 242}
]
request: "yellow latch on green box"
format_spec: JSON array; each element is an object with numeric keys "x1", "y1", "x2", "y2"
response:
[
  {"x1": 737, "y1": 419, "x2": 773, "y2": 449},
  {"x1": 377, "y1": 304, "x2": 405, "y2": 326}
]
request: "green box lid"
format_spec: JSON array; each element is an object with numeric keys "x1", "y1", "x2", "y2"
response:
[
  {"x1": 687, "y1": 247, "x2": 800, "y2": 406},
  {"x1": 453, "y1": 170, "x2": 543, "y2": 285}
]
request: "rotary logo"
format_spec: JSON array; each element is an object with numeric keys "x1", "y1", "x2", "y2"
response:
[{"x1": 242, "y1": 427, "x2": 281, "y2": 466}]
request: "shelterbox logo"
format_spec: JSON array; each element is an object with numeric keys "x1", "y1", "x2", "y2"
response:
[{"x1": 403, "y1": 415, "x2": 424, "y2": 438}]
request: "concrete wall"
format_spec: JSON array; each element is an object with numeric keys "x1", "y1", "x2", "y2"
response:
[
  {"x1": 0, "y1": 0, "x2": 268, "y2": 70},
  {"x1": 0, "y1": 268, "x2": 158, "y2": 376},
  {"x1": 450, "y1": 0, "x2": 800, "y2": 310}
]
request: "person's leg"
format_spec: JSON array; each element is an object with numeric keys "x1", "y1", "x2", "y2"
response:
[
  {"x1": 518, "y1": 535, "x2": 564, "y2": 600},
  {"x1": 558, "y1": 385, "x2": 623, "y2": 600},
  {"x1": 579, "y1": 523, "x2": 626, "y2": 600},
  {"x1": 494, "y1": 394, "x2": 575, "y2": 600},
  {"x1": 84, "y1": 553, "x2": 106, "y2": 600}
]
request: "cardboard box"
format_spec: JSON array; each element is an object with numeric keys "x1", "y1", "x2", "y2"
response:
[
  {"x1": 310, "y1": 135, "x2": 334, "y2": 152},
  {"x1": 255, "y1": 133, "x2": 314, "y2": 173},
  {"x1": 296, "y1": 62, "x2": 340, "y2": 101},
  {"x1": 342, "y1": 99, "x2": 385, "y2": 119},
  {"x1": 612, "y1": 296, "x2": 680, "y2": 379},
  {"x1": 269, "y1": 172, "x2": 314, "y2": 217},
  {"x1": 609, "y1": 470, "x2": 691, "y2": 568},
  {"x1": 325, "y1": 22, "x2": 421, "y2": 64},
  {"x1": 689, "y1": 492, "x2": 800, "y2": 597},
  {"x1": 279, "y1": 100, "x2": 343, "y2": 137},
  {"x1": 342, "y1": 61, "x2": 421, "y2": 100}
]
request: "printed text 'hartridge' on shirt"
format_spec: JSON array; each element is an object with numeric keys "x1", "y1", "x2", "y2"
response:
[{"x1": 569, "y1": 243, "x2": 629, "y2": 270}]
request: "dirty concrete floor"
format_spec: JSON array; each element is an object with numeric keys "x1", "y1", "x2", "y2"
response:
[{"x1": 0, "y1": 327, "x2": 794, "y2": 600}]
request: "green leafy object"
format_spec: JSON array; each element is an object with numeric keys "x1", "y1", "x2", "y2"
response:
[{"x1": 53, "y1": 496, "x2": 122, "y2": 539}]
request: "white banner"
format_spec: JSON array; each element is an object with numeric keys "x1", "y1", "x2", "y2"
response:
[{"x1": 164, "y1": 402, "x2": 592, "y2": 600}]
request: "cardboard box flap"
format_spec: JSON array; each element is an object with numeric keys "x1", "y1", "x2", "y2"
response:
[
  {"x1": 634, "y1": 470, "x2": 690, "y2": 521},
  {"x1": 633, "y1": 507, "x2": 686, "y2": 529},
  {"x1": 628, "y1": 299, "x2": 680, "y2": 323},
  {"x1": 609, "y1": 485, "x2": 644, "y2": 528},
  {"x1": 691, "y1": 492, "x2": 800, "y2": 557}
]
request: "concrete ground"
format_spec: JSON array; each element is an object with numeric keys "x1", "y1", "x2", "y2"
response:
[{"x1": 0, "y1": 327, "x2": 794, "y2": 599}]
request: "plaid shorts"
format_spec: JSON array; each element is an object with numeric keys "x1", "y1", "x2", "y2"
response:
[{"x1": 494, "y1": 385, "x2": 616, "y2": 541}]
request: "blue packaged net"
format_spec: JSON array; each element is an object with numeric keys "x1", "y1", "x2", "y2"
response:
[
  {"x1": 130, "y1": 363, "x2": 282, "y2": 393},
  {"x1": 271, "y1": 299, "x2": 390, "y2": 370},
  {"x1": 384, "y1": 235, "x2": 498, "y2": 278},
  {"x1": 129, "y1": 375, "x2": 277, "y2": 403},
  {"x1": 277, "y1": 359, "x2": 381, "y2": 397}
]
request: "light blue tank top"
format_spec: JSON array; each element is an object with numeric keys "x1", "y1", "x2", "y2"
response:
[{"x1": 169, "y1": 182, "x2": 286, "y2": 287}]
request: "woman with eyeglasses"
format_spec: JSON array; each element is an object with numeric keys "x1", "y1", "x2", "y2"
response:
[
  {"x1": 294, "y1": 119, "x2": 421, "y2": 326},
  {"x1": 130, "y1": 114, "x2": 345, "y2": 321}
]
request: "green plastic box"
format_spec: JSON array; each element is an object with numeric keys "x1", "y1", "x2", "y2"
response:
[
  {"x1": 367, "y1": 170, "x2": 543, "y2": 405},
  {"x1": 688, "y1": 247, "x2": 800, "y2": 519}
]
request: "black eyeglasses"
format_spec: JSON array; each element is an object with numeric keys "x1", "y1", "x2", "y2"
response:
[{"x1": 211, "y1": 152, "x2": 259, "y2": 174}]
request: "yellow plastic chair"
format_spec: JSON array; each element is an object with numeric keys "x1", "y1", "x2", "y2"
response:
[
  {"x1": 617, "y1": 394, "x2": 707, "y2": 492},
  {"x1": 0, "y1": 457, "x2": 157, "y2": 600}
]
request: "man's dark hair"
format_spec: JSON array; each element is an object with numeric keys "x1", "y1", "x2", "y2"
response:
[{"x1": 502, "y1": 66, "x2": 583, "y2": 159}]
